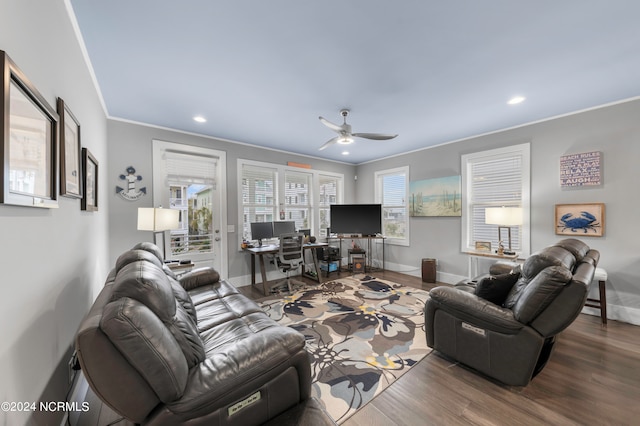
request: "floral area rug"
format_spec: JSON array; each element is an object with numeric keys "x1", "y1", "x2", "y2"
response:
[{"x1": 259, "y1": 275, "x2": 431, "y2": 424}]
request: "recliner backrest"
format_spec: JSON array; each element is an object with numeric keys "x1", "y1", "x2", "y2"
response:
[
  {"x1": 278, "y1": 233, "x2": 304, "y2": 269},
  {"x1": 502, "y1": 238, "x2": 597, "y2": 336},
  {"x1": 504, "y1": 245, "x2": 576, "y2": 309}
]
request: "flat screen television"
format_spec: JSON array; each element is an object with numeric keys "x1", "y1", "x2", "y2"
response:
[
  {"x1": 330, "y1": 204, "x2": 382, "y2": 236},
  {"x1": 250, "y1": 222, "x2": 273, "y2": 246},
  {"x1": 272, "y1": 220, "x2": 296, "y2": 236}
]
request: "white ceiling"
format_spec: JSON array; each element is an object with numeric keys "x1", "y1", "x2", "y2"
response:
[{"x1": 69, "y1": 1, "x2": 640, "y2": 164}]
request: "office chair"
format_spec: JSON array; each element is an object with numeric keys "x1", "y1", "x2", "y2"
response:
[{"x1": 270, "y1": 232, "x2": 305, "y2": 293}]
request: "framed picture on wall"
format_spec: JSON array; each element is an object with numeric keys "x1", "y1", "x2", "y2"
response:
[
  {"x1": 1, "y1": 50, "x2": 59, "y2": 208},
  {"x1": 475, "y1": 241, "x2": 492, "y2": 252},
  {"x1": 555, "y1": 203, "x2": 605, "y2": 237},
  {"x1": 81, "y1": 148, "x2": 98, "y2": 211},
  {"x1": 57, "y1": 98, "x2": 82, "y2": 198}
]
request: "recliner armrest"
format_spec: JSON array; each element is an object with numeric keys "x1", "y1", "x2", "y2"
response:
[
  {"x1": 178, "y1": 267, "x2": 220, "y2": 291},
  {"x1": 428, "y1": 286, "x2": 523, "y2": 334}
]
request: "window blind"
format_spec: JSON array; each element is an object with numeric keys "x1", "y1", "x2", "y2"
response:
[
  {"x1": 466, "y1": 149, "x2": 526, "y2": 251},
  {"x1": 241, "y1": 164, "x2": 277, "y2": 239},
  {"x1": 376, "y1": 167, "x2": 408, "y2": 243},
  {"x1": 165, "y1": 151, "x2": 217, "y2": 187},
  {"x1": 319, "y1": 174, "x2": 339, "y2": 235},
  {"x1": 284, "y1": 170, "x2": 311, "y2": 229}
]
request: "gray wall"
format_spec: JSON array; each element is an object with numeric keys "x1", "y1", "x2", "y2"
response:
[
  {"x1": 356, "y1": 99, "x2": 640, "y2": 324},
  {"x1": 106, "y1": 119, "x2": 356, "y2": 281},
  {"x1": 0, "y1": 0, "x2": 109, "y2": 424}
]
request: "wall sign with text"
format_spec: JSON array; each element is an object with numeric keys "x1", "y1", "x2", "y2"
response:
[{"x1": 560, "y1": 151, "x2": 602, "y2": 187}]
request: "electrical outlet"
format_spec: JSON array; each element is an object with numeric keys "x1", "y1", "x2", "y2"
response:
[{"x1": 68, "y1": 351, "x2": 78, "y2": 384}]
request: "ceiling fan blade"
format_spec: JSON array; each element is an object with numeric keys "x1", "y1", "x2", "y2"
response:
[
  {"x1": 318, "y1": 136, "x2": 340, "y2": 151},
  {"x1": 319, "y1": 116, "x2": 344, "y2": 133},
  {"x1": 352, "y1": 132, "x2": 398, "y2": 140}
]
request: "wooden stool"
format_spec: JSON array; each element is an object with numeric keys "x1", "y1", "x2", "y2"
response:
[{"x1": 585, "y1": 267, "x2": 607, "y2": 325}]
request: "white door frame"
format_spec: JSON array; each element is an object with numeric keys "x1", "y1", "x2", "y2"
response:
[{"x1": 152, "y1": 139, "x2": 228, "y2": 278}]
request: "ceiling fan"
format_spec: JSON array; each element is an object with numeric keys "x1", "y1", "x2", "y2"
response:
[{"x1": 318, "y1": 109, "x2": 398, "y2": 151}]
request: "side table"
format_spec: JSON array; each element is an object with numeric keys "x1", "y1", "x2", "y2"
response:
[
  {"x1": 585, "y1": 267, "x2": 608, "y2": 325},
  {"x1": 464, "y1": 250, "x2": 519, "y2": 278}
]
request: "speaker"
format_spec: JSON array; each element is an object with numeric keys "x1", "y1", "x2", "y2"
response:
[
  {"x1": 421, "y1": 258, "x2": 436, "y2": 283},
  {"x1": 352, "y1": 256, "x2": 366, "y2": 274}
]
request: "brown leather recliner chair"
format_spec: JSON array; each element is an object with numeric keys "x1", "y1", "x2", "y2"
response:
[
  {"x1": 76, "y1": 243, "x2": 312, "y2": 425},
  {"x1": 425, "y1": 238, "x2": 599, "y2": 386}
]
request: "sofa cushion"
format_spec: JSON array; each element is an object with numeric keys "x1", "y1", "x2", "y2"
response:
[
  {"x1": 179, "y1": 267, "x2": 220, "y2": 291},
  {"x1": 170, "y1": 302, "x2": 206, "y2": 368},
  {"x1": 475, "y1": 273, "x2": 520, "y2": 305},
  {"x1": 512, "y1": 266, "x2": 573, "y2": 324},
  {"x1": 504, "y1": 247, "x2": 576, "y2": 308},
  {"x1": 169, "y1": 277, "x2": 198, "y2": 324},
  {"x1": 112, "y1": 260, "x2": 206, "y2": 368},
  {"x1": 112, "y1": 261, "x2": 176, "y2": 322},
  {"x1": 521, "y1": 247, "x2": 575, "y2": 279},
  {"x1": 553, "y1": 238, "x2": 589, "y2": 263},
  {"x1": 101, "y1": 297, "x2": 188, "y2": 402},
  {"x1": 132, "y1": 241, "x2": 165, "y2": 262},
  {"x1": 115, "y1": 249, "x2": 163, "y2": 273}
]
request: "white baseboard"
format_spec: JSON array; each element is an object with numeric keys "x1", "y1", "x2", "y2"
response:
[
  {"x1": 379, "y1": 261, "x2": 466, "y2": 286},
  {"x1": 582, "y1": 304, "x2": 640, "y2": 326}
]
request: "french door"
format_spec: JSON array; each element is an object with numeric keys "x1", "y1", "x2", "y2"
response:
[{"x1": 152, "y1": 140, "x2": 227, "y2": 277}]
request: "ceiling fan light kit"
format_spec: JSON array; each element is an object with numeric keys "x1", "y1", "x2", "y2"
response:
[{"x1": 318, "y1": 109, "x2": 397, "y2": 151}]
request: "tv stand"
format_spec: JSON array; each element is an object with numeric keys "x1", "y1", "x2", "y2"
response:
[{"x1": 327, "y1": 235, "x2": 385, "y2": 272}]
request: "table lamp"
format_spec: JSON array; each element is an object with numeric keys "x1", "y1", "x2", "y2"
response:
[
  {"x1": 485, "y1": 207, "x2": 522, "y2": 255},
  {"x1": 137, "y1": 207, "x2": 180, "y2": 259}
]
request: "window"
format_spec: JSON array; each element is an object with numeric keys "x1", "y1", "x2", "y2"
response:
[
  {"x1": 238, "y1": 160, "x2": 343, "y2": 242},
  {"x1": 240, "y1": 163, "x2": 277, "y2": 240},
  {"x1": 285, "y1": 170, "x2": 311, "y2": 230},
  {"x1": 375, "y1": 166, "x2": 409, "y2": 246},
  {"x1": 461, "y1": 143, "x2": 530, "y2": 256},
  {"x1": 318, "y1": 174, "x2": 339, "y2": 237}
]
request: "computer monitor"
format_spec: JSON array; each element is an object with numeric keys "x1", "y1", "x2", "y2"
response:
[
  {"x1": 272, "y1": 221, "x2": 296, "y2": 236},
  {"x1": 250, "y1": 222, "x2": 273, "y2": 247}
]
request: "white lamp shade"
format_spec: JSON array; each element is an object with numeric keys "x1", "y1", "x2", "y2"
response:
[
  {"x1": 485, "y1": 207, "x2": 523, "y2": 226},
  {"x1": 137, "y1": 207, "x2": 180, "y2": 231}
]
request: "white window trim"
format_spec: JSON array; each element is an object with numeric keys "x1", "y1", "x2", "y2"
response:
[
  {"x1": 375, "y1": 166, "x2": 410, "y2": 247},
  {"x1": 461, "y1": 143, "x2": 531, "y2": 257},
  {"x1": 237, "y1": 159, "x2": 344, "y2": 244}
]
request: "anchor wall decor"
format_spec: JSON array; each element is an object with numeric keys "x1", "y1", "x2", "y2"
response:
[{"x1": 116, "y1": 166, "x2": 147, "y2": 201}]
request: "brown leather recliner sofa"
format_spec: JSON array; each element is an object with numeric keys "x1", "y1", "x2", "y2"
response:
[
  {"x1": 425, "y1": 238, "x2": 599, "y2": 386},
  {"x1": 75, "y1": 242, "x2": 312, "y2": 425}
]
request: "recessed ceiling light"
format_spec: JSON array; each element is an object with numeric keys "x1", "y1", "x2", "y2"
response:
[
  {"x1": 342, "y1": 151, "x2": 349, "y2": 155},
  {"x1": 193, "y1": 115, "x2": 207, "y2": 123},
  {"x1": 507, "y1": 96, "x2": 526, "y2": 105}
]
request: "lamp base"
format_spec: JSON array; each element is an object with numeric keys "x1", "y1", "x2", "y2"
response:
[{"x1": 497, "y1": 226, "x2": 513, "y2": 253}]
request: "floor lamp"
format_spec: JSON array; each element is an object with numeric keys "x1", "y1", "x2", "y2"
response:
[
  {"x1": 485, "y1": 207, "x2": 522, "y2": 255},
  {"x1": 137, "y1": 207, "x2": 180, "y2": 260}
]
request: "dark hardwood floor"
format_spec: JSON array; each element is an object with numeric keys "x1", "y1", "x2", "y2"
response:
[{"x1": 76, "y1": 271, "x2": 640, "y2": 425}]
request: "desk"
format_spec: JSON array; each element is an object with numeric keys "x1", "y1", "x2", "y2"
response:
[
  {"x1": 245, "y1": 243, "x2": 327, "y2": 295},
  {"x1": 464, "y1": 250, "x2": 519, "y2": 278}
]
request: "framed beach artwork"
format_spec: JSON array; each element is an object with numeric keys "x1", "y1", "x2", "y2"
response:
[
  {"x1": 555, "y1": 203, "x2": 604, "y2": 237},
  {"x1": 1, "y1": 50, "x2": 59, "y2": 208},
  {"x1": 409, "y1": 175, "x2": 461, "y2": 217}
]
